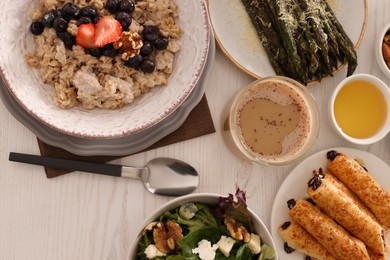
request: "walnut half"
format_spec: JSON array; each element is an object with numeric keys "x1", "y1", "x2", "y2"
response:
[
  {"x1": 113, "y1": 30, "x2": 143, "y2": 60},
  {"x1": 224, "y1": 217, "x2": 251, "y2": 242},
  {"x1": 153, "y1": 220, "x2": 183, "y2": 253}
]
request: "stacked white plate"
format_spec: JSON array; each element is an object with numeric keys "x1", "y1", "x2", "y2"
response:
[
  {"x1": 0, "y1": 38, "x2": 215, "y2": 156},
  {"x1": 0, "y1": 0, "x2": 214, "y2": 156}
]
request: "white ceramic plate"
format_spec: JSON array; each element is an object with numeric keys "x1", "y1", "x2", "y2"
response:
[
  {"x1": 270, "y1": 147, "x2": 390, "y2": 260},
  {"x1": 127, "y1": 193, "x2": 278, "y2": 259},
  {"x1": 0, "y1": 0, "x2": 210, "y2": 139},
  {"x1": 0, "y1": 32, "x2": 215, "y2": 156},
  {"x1": 208, "y1": 0, "x2": 367, "y2": 80}
]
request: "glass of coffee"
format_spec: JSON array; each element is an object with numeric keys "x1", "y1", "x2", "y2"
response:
[{"x1": 227, "y1": 76, "x2": 319, "y2": 166}]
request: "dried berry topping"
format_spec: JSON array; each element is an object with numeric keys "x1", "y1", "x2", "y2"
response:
[
  {"x1": 284, "y1": 242, "x2": 295, "y2": 253},
  {"x1": 318, "y1": 167, "x2": 324, "y2": 177},
  {"x1": 281, "y1": 221, "x2": 291, "y2": 230},
  {"x1": 287, "y1": 199, "x2": 296, "y2": 210},
  {"x1": 306, "y1": 198, "x2": 316, "y2": 206},
  {"x1": 326, "y1": 150, "x2": 340, "y2": 161},
  {"x1": 308, "y1": 174, "x2": 322, "y2": 190}
]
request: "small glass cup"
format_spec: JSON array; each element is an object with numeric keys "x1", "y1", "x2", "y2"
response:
[
  {"x1": 224, "y1": 76, "x2": 320, "y2": 192},
  {"x1": 328, "y1": 74, "x2": 390, "y2": 145}
]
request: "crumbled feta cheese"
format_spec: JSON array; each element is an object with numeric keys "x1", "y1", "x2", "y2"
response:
[
  {"x1": 217, "y1": 236, "x2": 236, "y2": 257},
  {"x1": 144, "y1": 244, "x2": 166, "y2": 259},
  {"x1": 192, "y1": 239, "x2": 218, "y2": 260},
  {"x1": 179, "y1": 202, "x2": 198, "y2": 220},
  {"x1": 246, "y1": 233, "x2": 261, "y2": 254}
]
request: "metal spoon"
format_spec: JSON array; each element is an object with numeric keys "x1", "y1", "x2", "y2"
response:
[{"x1": 9, "y1": 152, "x2": 199, "y2": 196}]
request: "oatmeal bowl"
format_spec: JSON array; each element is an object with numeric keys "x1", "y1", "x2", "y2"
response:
[{"x1": 0, "y1": 0, "x2": 210, "y2": 139}]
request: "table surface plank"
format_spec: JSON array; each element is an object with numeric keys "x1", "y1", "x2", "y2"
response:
[{"x1": 1, "y1": 1, "x2": 389, "y2": 259}]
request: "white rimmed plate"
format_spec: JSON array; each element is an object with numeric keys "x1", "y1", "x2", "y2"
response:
[
  {"x1": 270, "y1": 147, "x2": 390, "y2": 260},
  {"x1": 0, "y1": 32, "x2": 215, "y2": 156},
  {"x1": 0, "y1": 0, "x2": 210, "y2": 139},
  {"x1": 207, "y1": 0, "x2": 367, "y2": 81}
]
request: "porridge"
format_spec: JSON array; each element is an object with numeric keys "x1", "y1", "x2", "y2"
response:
[{"x1": 25, "y1": 0, "x2": 181, "y2": 109}]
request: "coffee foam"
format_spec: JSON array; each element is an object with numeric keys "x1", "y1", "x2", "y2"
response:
[{"x1": 236, "y1": 79, "x2": 312, "y2": 163}]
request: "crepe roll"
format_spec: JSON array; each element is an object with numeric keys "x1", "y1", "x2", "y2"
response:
[
  {"x1": 278, "y1": 221, "x2": 336, "y2": 260},
  {"x1": 323, "y1": 171, "x2": 378, "y2": 222},
  {"x1": 307, "y1": 174, "x2": 386, "y2": 256},
  {"x1": 327, "y1": 150, "x2": 390, "y2": 229},
  {"x1": 288, "y1": 199, "x2": 370, "y2": 260}
]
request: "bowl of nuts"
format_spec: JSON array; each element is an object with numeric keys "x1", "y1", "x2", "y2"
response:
[
  {"x1": 127, "y1": 191, "x2": 277, "y2": 259},
  {"x1": 376, "y1": 21, "x2": 390, "y2": 79}
]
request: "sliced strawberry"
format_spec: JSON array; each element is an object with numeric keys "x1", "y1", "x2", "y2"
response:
[
  {"x1": 94, "y1": 16, "x2": 122, "y2": 48},
  {"x1": 76, "y1": 23, "x2": 96, "y2": 49}
]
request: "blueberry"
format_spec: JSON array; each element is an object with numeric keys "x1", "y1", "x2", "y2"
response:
[
  {"x1": 77, "y1": 16, "x2": 92, "y2": 26},
  {"x1": 124, "y1": 54, "x2": 143, "y2": 68},
  {"x1": 41, "y1": 10, "x2": 57, "y2": 28},
  {"x1": 154, "y1": 36, "x2": 169, "y2": 50},
  {"x1": 142, "y1": 25, "x2": 159, "y2": 42},
  {"x1": 140, "y1": 41, "x2": 153, "y2": 56},
  {"x1": 115, "y1": 12, "x2": 132, "y2": 31},
  {"x1": 30, "y1": 22, "x2": 45, "y2": 35},
  {"x1": 89, "y1": 48, "x2": 103, "y2": 58},
  {"x1": 56, "y1": 31, "x2": 75, "y2": 49},
  {"x1": 80, "y1": 6, "x2": 97, "y2": 19},
  {"x1": 57, "y1": 10, "x2": 71, "y2": 22},
  {"x1": 53, "y1": 17, "x2": 68, "y2": 32},
  {"x1": 93, "y1": 15, "x2": 101, "y2": 24},
  {"x1": 140, "y1": 59, "x2": 155, "y2": 73},
  {"x1": 102, "y1": 43, "x2": 118, "y2": 57},
  {"x1": 61, "y1": 3, "x2": 80, "y2": 19},
  {"x1": 106, "y1": 0, "x2": 120, "y2": 14},
  {"x1": 120, "y1": 0, "x2": 135, "y2": 13}
]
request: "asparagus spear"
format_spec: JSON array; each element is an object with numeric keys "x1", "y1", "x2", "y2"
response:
[
  {"x1": 297, "y1": 0, "x2": 333, "y2": 77},
  {"x1": 240, "y1": 0, "x2": 288, "y2": 76},
  {"x1": 266, "y1": 0, "x2": 309, "y2": 84},
  {"x1": 319, "y1": 0, "x2": 357, "y2": 75}
]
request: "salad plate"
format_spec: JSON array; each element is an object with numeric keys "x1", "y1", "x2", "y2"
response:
[
  {"x1": 207, "y1": 0, "x2": 367, "y2": 81},
  {"x1": 128, "y1": 192, "x2": 277, "y2": 259},
  {"x1": 270, "y1": 147, "x2": 390, "y2": 259},
  {"x1": 0, "y1": 32, "x2": 215, "y2": 156}
]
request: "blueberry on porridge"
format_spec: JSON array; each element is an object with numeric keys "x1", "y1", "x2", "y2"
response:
[{"x1": 25, "y1": 0, "x2": 181, "y2": 110}]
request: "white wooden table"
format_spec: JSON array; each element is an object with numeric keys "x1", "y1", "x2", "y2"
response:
[{"x1": 1, "y1": 1, "x2": 389, "y2": 259}]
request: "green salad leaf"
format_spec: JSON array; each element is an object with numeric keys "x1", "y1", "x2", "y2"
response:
[{"x1": 215, "y1": 189, "x2": 254, "y2": 232}]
